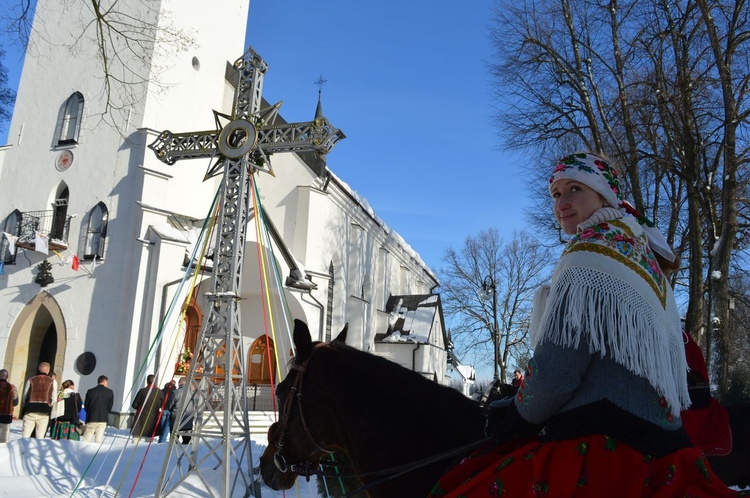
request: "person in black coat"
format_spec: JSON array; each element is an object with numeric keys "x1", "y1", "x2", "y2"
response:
[
  {"x1": 131, "y1": 374, "x2": 163, "y2": 440},
  {"x1": 82, "y1": 375, "x2": 114, "y2": 443}
]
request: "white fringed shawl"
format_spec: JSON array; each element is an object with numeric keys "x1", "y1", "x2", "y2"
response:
[{"x1": 531, "y1": 214, "x2": 690, "y2": 412}]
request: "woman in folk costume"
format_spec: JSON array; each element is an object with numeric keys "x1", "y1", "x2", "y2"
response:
[
  {"x1": 429, "y1": 152, "x2": 744, "y2": 497},
  {"x1": 50, "y1": 379, "x2": 82, "y2": 441}
]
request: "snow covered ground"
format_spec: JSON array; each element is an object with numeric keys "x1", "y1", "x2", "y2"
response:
[
  {"x1": 2, "y1": 419, "x2": 743, "y2": 497},
  {"x1": 0, "y1": 420, "x2": 321, "y2": 497}
]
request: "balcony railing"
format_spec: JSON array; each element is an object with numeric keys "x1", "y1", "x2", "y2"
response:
[{"x1": 14, "y1": 210, "x2": 72, "y2": 251}]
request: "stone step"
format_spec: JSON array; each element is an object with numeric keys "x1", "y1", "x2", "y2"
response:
[{"x1": 196, "y1": 410, "x2": 276, "y2": 436}]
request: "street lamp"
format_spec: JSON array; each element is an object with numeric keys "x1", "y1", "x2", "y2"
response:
[{"x1": 481, "y1": 275, "x2": 500, "y2": 382}]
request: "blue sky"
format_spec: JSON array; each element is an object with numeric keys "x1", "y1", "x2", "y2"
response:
[
  {"x1": 243, "y1": 0, "x2": 532, "y2": 272},
  {"x1": 0, "y1": 0, "x2": 533, "y2": 272}
]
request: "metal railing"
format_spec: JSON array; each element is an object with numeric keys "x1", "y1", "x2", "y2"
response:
[
  {"x1": 204, "y1": 383, "x2": 275, "y2": 411},
  {"x1": 16, "y1": 210, "x2": 72, "y2": 248}
]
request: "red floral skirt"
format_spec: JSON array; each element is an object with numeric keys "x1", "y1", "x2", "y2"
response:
[
  {"x1": 50, "y1": 420, "x2": 81, "y2": 441},
  {"x1": 428, "y1": 435, "x2": 745, "y2": 497}
]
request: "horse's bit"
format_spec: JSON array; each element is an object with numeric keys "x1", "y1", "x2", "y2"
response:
[{"x1": 273, "y1": 343, "x2": 335, "y2": 477}]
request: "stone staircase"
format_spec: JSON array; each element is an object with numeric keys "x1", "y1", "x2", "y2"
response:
[{"x1": 199, "y1": 410, "x2": 276, "y2": 437}]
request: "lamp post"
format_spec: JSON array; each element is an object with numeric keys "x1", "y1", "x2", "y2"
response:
[{"x1": 481, "y1": 275, "x2": 500, "y2": 382}]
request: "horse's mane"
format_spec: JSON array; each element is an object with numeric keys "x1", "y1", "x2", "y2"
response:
[{"x1": 303, "y1": 339, "x2": 482, "y2": 420}]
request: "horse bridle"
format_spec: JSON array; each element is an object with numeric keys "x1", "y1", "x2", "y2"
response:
[{"x1": 273, "y1": 343, "x2": 336, "y2": 477}]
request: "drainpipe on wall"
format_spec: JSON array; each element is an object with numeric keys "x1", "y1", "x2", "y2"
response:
[
  {"x1": 303, "y1": 269, "x2": 331, "y2": 342},
  {"x1": 302, "y1": 291, "x2": 326, "y2": 343},
  {"x1": 412, "y1": 342, "x2": 422, "y2": 374}
]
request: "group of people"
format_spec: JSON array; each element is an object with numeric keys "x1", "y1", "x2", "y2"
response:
[
  {"x1": 0, "y1": 363, "x2": 196, "y2": 446},
  {"x1": 0, "y1": 362, "x2": 114, "y2": 444},
  {"x1": 131, "y1": 374, "x2": 194, "y2": 444},
  {"x1": 429, "y1": 151, "x2": 744, "y2": 497}
]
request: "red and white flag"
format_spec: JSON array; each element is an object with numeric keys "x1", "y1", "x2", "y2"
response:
[{"x1": 34, "y1": 231, "x2": 49, "y2": 255}]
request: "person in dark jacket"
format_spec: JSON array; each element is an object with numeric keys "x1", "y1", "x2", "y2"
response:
[
  {"x1": 82, "y1": 375, "x2": 114, "y2": 443},
  {"x1": 131, "y1": 374, "x2": 163, "y2": 440},
  {"x1": 168, "y1": 376, "x2": 195, "y2": 444},
  {"x1": 50, "y1": 379, "x2": 82, "y2": 441},
  {"x1": 158, "y1": 380, "x2": 176, "y2": 443},
  {"x1": 0, "y1": 369, "x2": 18, "y2": 443},
  {"x1": 21, "y1": 362, "x2": 57, "y2": 438}
]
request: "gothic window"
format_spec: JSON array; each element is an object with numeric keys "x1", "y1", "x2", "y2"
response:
[
  {"x1": 248, "y1": 336, "x2": 276, "y2": 385},
  {"x1": 56, "y1": 92, "x2": 84, "y2": 145},
  {"x1": 84, "y1": 202, "x2": 108, "y2": 260},
  {"x1": 378, "y1": 248, "x2": 390, "y2": 310},
  {"x1": 1, "y1": 210, "x2": 22, "y2": 264},
  {"x1": 349, "y1": 225, "x2": 365, "y2": 299},
  {"x1": 50, "y1": 185, "x2": 69, "y2": 241}
]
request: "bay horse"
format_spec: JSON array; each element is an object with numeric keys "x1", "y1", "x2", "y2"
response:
[
  {"x1": 258, "y1": 320, "x2": 487, "y2": 497},
  {"x1": 259, "y1": 319, "x2": 750, "y2": 494}
]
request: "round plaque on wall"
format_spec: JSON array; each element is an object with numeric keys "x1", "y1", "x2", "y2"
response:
[
  {"x1": 75, "y1": 352, "x2": 97, "y2": 375},
  {"x1": 55, "y1": 150, "x2": 74, "y2": 171}
]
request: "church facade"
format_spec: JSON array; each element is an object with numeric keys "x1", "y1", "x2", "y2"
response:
[{"x1": 0, "y1": 0, "x2": 454, "y2": 423}]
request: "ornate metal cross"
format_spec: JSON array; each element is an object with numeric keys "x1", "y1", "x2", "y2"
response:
[{"x1": 149, "y1": 47, "x2": 344, "y2": 498}]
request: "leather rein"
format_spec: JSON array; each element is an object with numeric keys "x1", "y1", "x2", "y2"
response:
[{"x1": 270, "y1": 342, "x2": 491, "y2": 496}]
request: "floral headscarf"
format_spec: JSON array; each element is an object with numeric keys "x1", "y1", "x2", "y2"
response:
[{"x1": 549, "y1": 152, "x2": 676, "y2": 262}]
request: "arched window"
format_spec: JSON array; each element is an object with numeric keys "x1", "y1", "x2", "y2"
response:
[
  {"x1": 1, "y1": 210, "x2": 22, "y2": 264},
  {"x1": 56, "y1": 92, "x2": 84, "y2": 145},
  {"x1": 85, "y1": 202, "x2": 108, "y2": 259},
  {"x1": 248, "y1": 336, "x2": 276, "y2": 385},
  {"x1": 349, "y1": 225, "x2": 365, "y2": 299},
  {"x1": 50, "y1": 186, "x2": 69, "y2": 241}
]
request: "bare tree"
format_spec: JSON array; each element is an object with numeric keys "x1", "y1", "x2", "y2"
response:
[
  {"x1": 489, "y1": 0, "x2": 750, "y2": 398},
  {"x1": 438, "y1": 229, "x2": 554, "y2": 382},
  {"x1": 2, "y1": 0, "x2": 195, "y2": 133}
]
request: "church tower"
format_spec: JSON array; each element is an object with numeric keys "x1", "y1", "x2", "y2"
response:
[{"x1": 0, "y1": 0, "x2": 250, "y2": 423}]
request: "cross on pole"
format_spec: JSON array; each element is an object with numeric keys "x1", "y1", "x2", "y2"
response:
[
  {"x1": 149, "y1": 47, "x2": 344, "y2": 498},
  {"x1": 314, "y1": 73, "x2": 328, "y2": 96}
]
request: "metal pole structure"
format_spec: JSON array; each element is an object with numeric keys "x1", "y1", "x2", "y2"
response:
[
  {"x1": 149, "y1": 47, "x2": 344, "y2": 498},
  {"x1": 491, "y1": 279, "x2": 499, "y2": 382},
  {"x1": 482, "y1": 275, "x2": 500, "y2": 382}
]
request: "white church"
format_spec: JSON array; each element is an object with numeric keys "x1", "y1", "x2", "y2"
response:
[{"x1": 0, "y1": 0, "x2": 474, "y2": 425}]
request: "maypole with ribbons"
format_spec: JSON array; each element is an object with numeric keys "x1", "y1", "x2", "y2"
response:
[{"x1": 147, "y1": 47, "x2": 344, "y2": 498}]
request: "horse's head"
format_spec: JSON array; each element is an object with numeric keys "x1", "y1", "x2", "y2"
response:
[{"x1": 259, "y1": 319, "x2": 348, "y2": 490}]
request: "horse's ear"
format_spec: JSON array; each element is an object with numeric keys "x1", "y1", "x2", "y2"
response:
[
  {"x1": 332, "y1": 323, "x2": 348, "y2": 344},
  {"x1": 293, "y1": 319, "x2": 313, "y2": 357}
]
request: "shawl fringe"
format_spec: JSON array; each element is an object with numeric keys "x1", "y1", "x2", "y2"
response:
[{"x1": 533, "y1": 252, "x2": 690, "y2": 412}]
